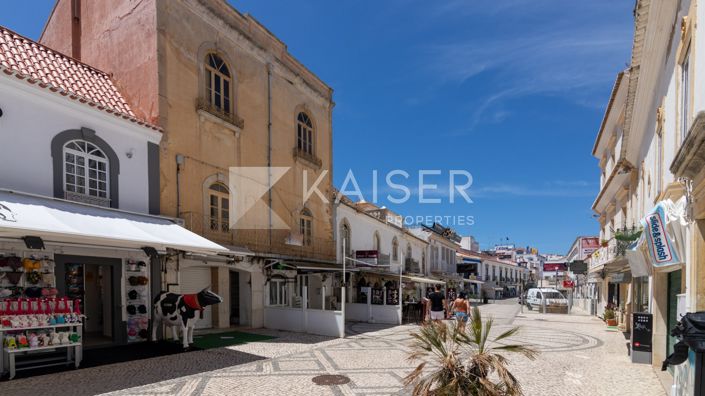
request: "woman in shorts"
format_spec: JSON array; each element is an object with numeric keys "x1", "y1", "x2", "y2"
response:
[{"x1": 452, "y1": 292, "x2": 469, "y2": 331}]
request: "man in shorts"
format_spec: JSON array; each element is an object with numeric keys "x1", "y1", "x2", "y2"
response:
[{"x1": 428, "y1": 284, "x2": 446, "y2": 322}]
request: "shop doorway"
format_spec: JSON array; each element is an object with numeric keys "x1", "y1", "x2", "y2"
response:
[
  {"x1": 230, "y1": 271, "x2": 240, "y2": 326},
  {"x1": 82, "y1": 264, "x2": 113, "y2": 347},
  {"x1": 667, "y1": 269, "x2": 682, "y2": 360},
  {"x1": 55, "y1": 255, "x2": 122, "y2": 348}
]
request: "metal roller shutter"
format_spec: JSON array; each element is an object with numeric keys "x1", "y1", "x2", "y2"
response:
[{"x1": 180, "y1": 267, "x2": 213, "y2": 329}]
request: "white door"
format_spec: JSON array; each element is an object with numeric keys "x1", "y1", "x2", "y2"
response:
[{"x1": 181, "y1": 267, "x2": 213, "y2": 329}]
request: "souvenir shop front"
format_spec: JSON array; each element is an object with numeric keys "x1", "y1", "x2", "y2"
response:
[{"x1": 0, "y1": 191, "x2": 227, "y2": 378}]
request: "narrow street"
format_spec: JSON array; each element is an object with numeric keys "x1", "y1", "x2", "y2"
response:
[{"x1": 3, "y1": 300, "x2": 665, "y2": 396}]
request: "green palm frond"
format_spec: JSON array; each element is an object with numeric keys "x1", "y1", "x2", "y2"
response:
[{"x1": 404, "y1": 310, "x2": 539, "y2": 396}]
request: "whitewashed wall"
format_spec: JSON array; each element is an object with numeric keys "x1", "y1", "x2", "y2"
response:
[
  {"x1": 336, "y1": 203, "x2": 427, "y2": 274},
  {"x1": 0, "y1": 72, "x2": 161, "y2": 213}
]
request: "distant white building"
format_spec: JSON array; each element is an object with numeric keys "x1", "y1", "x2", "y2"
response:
[{"x1": 460, "y1": 236, "x2": 480, "y2": 252}]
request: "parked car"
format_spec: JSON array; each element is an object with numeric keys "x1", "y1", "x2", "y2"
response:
[{"x1": 525, "y1": 288, "x2": 568, "y2": 312}]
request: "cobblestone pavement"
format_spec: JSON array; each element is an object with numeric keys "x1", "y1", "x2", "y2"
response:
[{"x1": 2, "y1": 300, "x2": 666, "y2": 396}]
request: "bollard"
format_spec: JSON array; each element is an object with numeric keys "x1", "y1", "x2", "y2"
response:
[{"x1": 542, "y1": 297, "x2": 547, "y2": 314}]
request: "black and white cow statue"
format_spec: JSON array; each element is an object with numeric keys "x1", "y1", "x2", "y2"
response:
[{"x1": 152, "y1": 288, "x2": 223, "y2": 348}]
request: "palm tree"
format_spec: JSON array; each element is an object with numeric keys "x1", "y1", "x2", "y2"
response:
[{"x1": 404, "y1": 306, "x2": 538, "y2": 396}]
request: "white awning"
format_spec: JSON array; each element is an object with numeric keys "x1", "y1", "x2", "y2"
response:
[
  {"x1": 461, "y1": 278, "x2": 484, "y2": 284},
  {"x1": 0, "y1": 190, "x2": 228, "y2": 255},
  {"x1": 402, "y1": 274, "x2": 445, "y2": 284}
]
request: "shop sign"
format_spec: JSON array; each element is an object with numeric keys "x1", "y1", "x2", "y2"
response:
[
  {"x1": 544, "y1": 263, "x2": 567, "y2": 272},
  {"x1": 0, "y1": 203, "x2": 17, "y2": 222},
  {"x1": 569, "y1": 260, "x2": 588, "y2": 275},
  {"x1": 640, "y1": 202, "x2": 680, "y2": 268},
  {"x1": 355, "y1": 250, "x2": 378, "y2": 266},
  {"x1": 610, "y1": 272, "x2": 631, "y2": 284}
]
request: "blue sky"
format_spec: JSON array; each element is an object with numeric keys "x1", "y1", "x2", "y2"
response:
[{"x1": 3, "y1": 1, "x2": 634, "y2": 254}]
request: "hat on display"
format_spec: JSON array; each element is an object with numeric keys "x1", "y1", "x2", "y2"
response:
[
  {"x1": 0, "y1": 257, "x2": 22, "y2": 271},
  {"x1": 128, "y1": 276, "x2": 149, "y2": 286},
  {"x1": 22, "y1": 258, "x2": 41, "y2": 271},
  {"x1": 26, "y1": 271, "x2": 41, "y2": 284},
  {"x1": 42, "y1": 273, "x2": 54, "y2": 284},
  {"x1": 128, "y1": 290, "x2": 139, "y2": 300},
  {"x1": 0, "y1": 289, "x2": 12, "y2": 298},
  {"x1": 6, "y1": 272, "x2": 22, "y2": 285}
]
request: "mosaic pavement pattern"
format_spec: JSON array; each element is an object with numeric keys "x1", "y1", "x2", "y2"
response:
[{"x1": 3, "y1": 301, "x2": 665, "y2": 396}]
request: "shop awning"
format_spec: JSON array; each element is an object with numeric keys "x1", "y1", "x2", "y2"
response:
[
  {"x1": 460, "y1": 278, "x2": 484, "y2": 284},
  {"x1": 285, "y1": 261, "x2": 342, "y2": 272},
  {"x1": 402, "y1": 274, "x2": 446, "y2": 284},
  {"x1": 0, "y1": 190, "x2": 228, "y2": 255}
]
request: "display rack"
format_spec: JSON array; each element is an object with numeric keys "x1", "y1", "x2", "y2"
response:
[
  {"x1": 125, "y1": 260, "x2": 150, "y2": 343},
  {"x1": 0, "y1": 322, "x2": 82, "y2": 379}
]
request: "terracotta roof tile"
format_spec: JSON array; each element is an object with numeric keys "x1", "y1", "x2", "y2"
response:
[{"x1": 0, "y1": 25, "x2": 159, "y2": 131}]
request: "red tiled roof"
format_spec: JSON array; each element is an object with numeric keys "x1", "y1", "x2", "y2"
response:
[{"x1": 0, "y1": 25, "x2": 159, "y2": 131}]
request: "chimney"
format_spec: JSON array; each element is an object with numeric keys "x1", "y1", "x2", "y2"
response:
[{"x1": 71, "y1": 0, "x2": 81, "y2": 60}]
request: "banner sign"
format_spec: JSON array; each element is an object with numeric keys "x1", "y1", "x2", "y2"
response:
[
  {"x1": 544, "y1": 263, "x2": 567, "y2": 272},
  {"x1": 640, "y1": 202, "x2": 680, "y2": 268}
]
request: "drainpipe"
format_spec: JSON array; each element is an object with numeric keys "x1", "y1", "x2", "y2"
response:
[
  {"x1": 267, "y1": 64, "x2": 273, "y2": 245},
  {"x1": 176, "y1": 154, "x2": 184, "y2": 218}
]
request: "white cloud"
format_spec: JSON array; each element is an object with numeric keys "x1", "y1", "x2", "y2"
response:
[
  {"x1": 422, "y1": 1, "x2": 632, "y2": 130},
  {"x1": 471, "y1": 182, "x2": 596, "y2": 198}
]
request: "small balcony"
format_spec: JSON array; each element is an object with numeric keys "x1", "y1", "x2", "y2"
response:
[
  {"x1": 292, "y1": 147, "x2": 323, "y2": 169},
  {"x1": 404, "y1": 257, "x2": 420, "y2": 273},
  {"x1": 65, "y1": 191, "x2": 111, "y2": 208},
  {"x1": 180, "y1": 211, "x2": 335, "y2": 260},
  {"x1": 196, "y1": 97, "x2": 245, "y2": 130}
]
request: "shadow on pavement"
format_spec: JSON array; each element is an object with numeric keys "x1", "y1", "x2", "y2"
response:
[{"x1": 1, "y1": 343, "x2": 266, "y2": 396}]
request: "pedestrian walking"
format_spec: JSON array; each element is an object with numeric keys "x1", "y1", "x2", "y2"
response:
[
  {"x1": 451, "y1": 291, "x2": 470, "y2": 331},
  {"x1": 428, "y1": 284, "x2": 446, "y2": 322}
]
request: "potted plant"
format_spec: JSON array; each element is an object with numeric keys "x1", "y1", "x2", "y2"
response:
[{"x1": 604, "y1": 308, "x2": 617, "y2": 326}]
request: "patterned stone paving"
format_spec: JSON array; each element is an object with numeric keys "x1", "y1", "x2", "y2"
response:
[{"x1": 2, "y1": 301, "x2": 666, "y2": 396}]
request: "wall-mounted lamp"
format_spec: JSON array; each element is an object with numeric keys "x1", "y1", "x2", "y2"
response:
[{"x1": 125, "y1": 148, "x2": 134, "y2": 158}]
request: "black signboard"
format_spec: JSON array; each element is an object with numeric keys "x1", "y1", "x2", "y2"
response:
[
  {"x1": 632, "y1": 312, "x2": 653, "y2": 352},
  {"x1": 569, "y1": 260, "x2": 588, "y2": 275}
]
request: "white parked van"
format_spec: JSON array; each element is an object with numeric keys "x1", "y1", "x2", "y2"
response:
[{"x1": 525, "y1": 288, "x2": 568, "y2": 312}]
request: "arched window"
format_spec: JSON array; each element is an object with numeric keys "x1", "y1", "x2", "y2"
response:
[
  {"x1": 205, "y1": 53, "x2": 232, "y2": 114},
  {"x1": 373, "y1": 231, "x2": 381, "y2": 252},
  {"x1": 63, "y1": 140, "x2": 109, "y2": 200},
  {"x1": 340, "y1": 220, "x2": 351, "y2": 257},
  {"x1": 299, "y1": 208, "x2": 313, "y2": 246},
  {"x1": 297, "y1": 112, "x2": 314, "y2": 156},
  {"x1": 392, "y1": 237, "x2": 399, "y2": 261},
  {"x1": 208, "y1": 183, "x2": 230, "y2": 232}
]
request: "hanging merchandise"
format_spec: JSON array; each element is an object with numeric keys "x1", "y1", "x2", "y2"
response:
[{"x1": 124, "y1": 259, "x2": 150, "y2": 343}]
